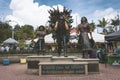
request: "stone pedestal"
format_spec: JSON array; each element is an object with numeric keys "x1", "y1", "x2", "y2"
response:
[
  {"x1": 26, "y1": 55, "x2": 99, "y2": 75},
  {"x1": 27, "y1": 55, "x2": 52, "y2": 62},
  {"x1": 73, "y1": 58, "x2": 99, "y2": 73},
  {"x1": 27, "y1": 55, "x2": 52, "y2": 74},
  {"x1": 52, "y1": 56, "x2": 77, "y2": 62}
]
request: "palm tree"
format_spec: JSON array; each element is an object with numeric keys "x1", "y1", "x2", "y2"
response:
[
  {"x1": 89, "y1": 20, "x2": 96, "y2": 32},
  {"x1": 97, "y1": 18, "x2": 108, "y2": 34},
  {"x1": 111, "y1": 14, "x2": 120, "y2": 31}
]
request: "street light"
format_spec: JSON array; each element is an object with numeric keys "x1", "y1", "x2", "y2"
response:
[{"x1": 7, "y1": 20, "x2": 18, "y2": 39}]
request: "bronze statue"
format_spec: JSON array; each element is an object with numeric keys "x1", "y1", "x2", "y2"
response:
[
  {"x1": 54, "y1": 18, "x2": 69, "y2": 56},
  {"x1": 36, "y1": 25, "x2": 46, "y2": 55},
  {"x1": 48, "y1": 7, "x2": 73, "y2": 57},
  {"x1": 77, "y1": 16, "x2": 93, "y2": 58}
]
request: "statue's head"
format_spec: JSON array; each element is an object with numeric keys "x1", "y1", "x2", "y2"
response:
[
  {"x1": 81, "y1": 16, "x2": 88, "y2": 23},
  {"x1": 60, "y1": 15, "x2": 64, "y2": 20},
  {"x1": 38, "y1": 25, "x2": 45, "y2": 31}
]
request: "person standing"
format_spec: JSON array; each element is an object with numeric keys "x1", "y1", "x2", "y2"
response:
[
  {"x1": 77, "y1": 16, "x2": 93, "y2": 58},
  {"x1": 36, "y1": 25, "x2": 46, "y2": 55},
  {"x1": 107, "y1": 41, "x2": 113, "y2": 55},
  {"x1": 1, "y1": 45, "x2": 5, "y2": 53},
  {"x1": 5, "y1": 45, "x2": 10, "y2": 52}
]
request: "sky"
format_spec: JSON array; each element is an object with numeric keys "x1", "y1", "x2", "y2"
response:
[{"x1": 0, "y1": 0, "x2": 120, "y2": 29}]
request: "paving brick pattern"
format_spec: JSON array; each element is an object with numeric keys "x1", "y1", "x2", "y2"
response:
[{"x1": 0, "y1": 63, "x2": 120, "y2": 80}]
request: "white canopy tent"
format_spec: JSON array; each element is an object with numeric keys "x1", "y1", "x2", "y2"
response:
[
  {"x1": 44, "y1": 33, "x2": 56, "y2": 43},
  {"x1": 25, "y1": 34, "x2": 56, "y2": 45},
  {"x1": 44, "y1": 33, "x2": 105, "y2": 43},
  {"x1": 70, "y1": 32, "x2": 105, "y2": 43},
  {"x1": 26, "y1": 32, "x2": 105, "y2": 45},
  {"x1": 3, "y1": 38, "x2": 19, "y2": 44},
  {"x1": 90, "y1": 32, "x2": 105, "y2": 43}
]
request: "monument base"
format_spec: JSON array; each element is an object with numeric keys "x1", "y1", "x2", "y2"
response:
[{"x1": 27, "y1": 55, "x2": 99, "y2": 75}]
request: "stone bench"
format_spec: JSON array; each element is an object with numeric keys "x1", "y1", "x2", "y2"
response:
[{"x1": 39, "y1": 62, "x2": 88, "y2": 76}]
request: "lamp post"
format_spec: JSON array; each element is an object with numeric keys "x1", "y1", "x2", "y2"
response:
[
  {"x1": 12, "y1": 27, "x2": 15, "y2": 39},
  {"x1": 7, "y1": 20, "x2": 18, "y2": 39}
]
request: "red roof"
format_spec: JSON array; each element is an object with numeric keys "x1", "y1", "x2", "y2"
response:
[{"x1": 70, "y1": 28, "x2": 77, "y2": 34}]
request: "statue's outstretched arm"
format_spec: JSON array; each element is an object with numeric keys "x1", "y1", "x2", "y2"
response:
[
  {"x1": 54, "y1": 21, "x2": 58, "y2": 31},
  {"x1": 65, "y1": 21, "x2": 69, "y2": 30}
]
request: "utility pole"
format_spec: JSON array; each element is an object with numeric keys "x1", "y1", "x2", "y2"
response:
[
  {"x1": 76, "y1": 15, "x2": 77, "y2": 27},
  {"x1": 118, "y1": 12, "x2": 120, "y2": 30},
  {"x1": 117, "y1": 11, "x2": 120, "y2": 30}
]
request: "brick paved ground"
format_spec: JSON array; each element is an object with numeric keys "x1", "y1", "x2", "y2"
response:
[{"x1": 0, "y1": 63, "x2": 120, "y2": 80}]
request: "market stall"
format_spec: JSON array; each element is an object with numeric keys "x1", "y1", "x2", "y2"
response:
[{"x1": 105, "y1": 30, "x2": 120, "y2": 65}]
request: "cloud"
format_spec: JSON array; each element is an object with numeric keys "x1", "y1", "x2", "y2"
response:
[
  {"x1": 93, "y1": 8, "x2": 118, "y2": 22},
  {"x1": 6, "y1": 0, "x2": 118, "y2": 29},
  {"x1": 5, "y1": 0, "x2": 51, "y2": 28},
  {"x1": 5, "y1": 0, "x2": 80, "y2": 29}
]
